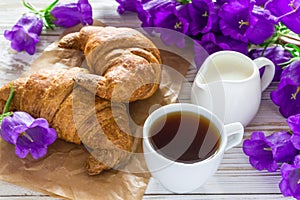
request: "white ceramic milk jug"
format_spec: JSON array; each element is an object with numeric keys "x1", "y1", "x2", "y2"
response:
[{"x1": 191, "y1": 51, "x2": 275, "y2": 127}]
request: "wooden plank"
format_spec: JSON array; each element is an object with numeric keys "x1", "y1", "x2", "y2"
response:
[
  {"x1": 145, "y1": 172, "x2": 283, "y2": 194},
  {"x1": 143, "y1": 138, "x2": 284, "y2": 194},
  {"x1": 0, "y1": 0, "x2": 293, "y2": 199},
  {"x1": 0, "y1": 181, "x2": 43, "y2": 196},
  {"x1": 0, "y1": 198, "x2": 59, "y2": 200},
  {"x1": 143, "y1": 194, "x2": 293, "y2": 200}
]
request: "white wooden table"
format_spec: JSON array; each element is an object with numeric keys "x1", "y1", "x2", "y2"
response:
[{"x1": 0, "y1": 0, "x2": 294, "y2": 199}]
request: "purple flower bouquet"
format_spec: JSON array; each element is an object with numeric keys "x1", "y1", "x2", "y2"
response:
[
  {"x1": 116, "y1": 0, "x2": 300, "y2": 118},
  {"x1": 115, "y1": 0, "x2": 300, "y2": 199}
]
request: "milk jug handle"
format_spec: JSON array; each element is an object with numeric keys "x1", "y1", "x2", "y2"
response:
[{"x1": 253, "y1": 57, "x2": 275, "y2": 92}]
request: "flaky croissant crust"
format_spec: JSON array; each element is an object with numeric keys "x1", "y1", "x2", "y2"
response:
[
  {"x1": 58, "y1": 26, "x2": 162, "y2": 102},
  {"x1": 0, "y1": 67, "x2": 133, "y2": 175}
]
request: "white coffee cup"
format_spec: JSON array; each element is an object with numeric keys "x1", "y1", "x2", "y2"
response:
[
  {"x1": 191, "y1": 50, "x2": 275, "y2": 126},
  {"x1": 143, "y1": 103, "x2": 244, "y2": 193}
]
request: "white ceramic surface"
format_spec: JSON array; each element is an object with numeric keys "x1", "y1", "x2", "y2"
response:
[
  {"x1": 191, "y1": 50, "x2": 275, "y2": 126},
  {"x1": 143, "y1": 103, "x2": 244, "y2": 193}
]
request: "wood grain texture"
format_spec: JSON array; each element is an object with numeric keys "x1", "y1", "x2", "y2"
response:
[{"x1": 0, "y1": 0, "x2": 291, "y2": 199}]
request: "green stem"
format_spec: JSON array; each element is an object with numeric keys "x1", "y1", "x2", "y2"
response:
[
  {"x1": 279, "y1": 57, "x2": 300, "y2": 68},
  {"x1": 23, "y1": 0, "x2": 60, "y2": 30},
  {"x1": 260, "y1": 34, "x2": 279, "y2": 56},
  {"x1": 3, "y1": 84, "x2": 14, "y2": 114}
]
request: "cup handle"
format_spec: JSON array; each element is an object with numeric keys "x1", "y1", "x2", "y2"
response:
[
  {"x1": 224, "y1": 122, "x2": 244, "y2": 151},
  {"x1": 253, "y1": 57, "x2": 275, "y2": 92}
]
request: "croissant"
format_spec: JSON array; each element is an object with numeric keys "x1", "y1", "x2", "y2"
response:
[
  {"x1": 58, "y1": 26, "x2": 162, "y2": 102},
  {"x1": 0, "y1": 67, "x2": 133, "y2": 175}
]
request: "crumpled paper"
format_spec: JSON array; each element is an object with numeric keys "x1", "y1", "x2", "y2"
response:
[{"x1": 0, "y1": 24, "x2": 191, "y2": 199}]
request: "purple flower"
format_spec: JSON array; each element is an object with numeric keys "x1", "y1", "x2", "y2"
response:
[
  {"x1": 243, "y1": 132, "x2": 278, "y2": 172},
  {"x1": 187, "y1": 0, "x2": 215, "y2": 35},
  {"x1": 136, "y1": 0, "x2": 183, "y2": 30},
  {"x1": 243, "y1": 131, "x2": 297, "y2": 172},
  {"x1": 0, "y1": 112, "x2": 57, "y2": 159},
  {"x1": 265, "y1": 0, "x2": 300, "y2": 34},
  {"x1": 196, "y1": 32, "x2": 248, "y2": 55},
  {"x1": 280, "y1": 155, "x2": 300, "y2": 199},
  {"x1": 248, "y1": 45, "x2": 293, "y2": 81},
  {"x1": 116, "y1": 0, "x2": 137, "y2": 14},
  {"x1": 218, "y1": 0, "x2": 256, "y2": 42},
  {"x1": 136, "y1": 0, "x2": 189, "y2": 47},
  {"x1": 51, "y1": 0, "x2": 93, "y2": 28},
  {"x1": 267, "y1": 131, "x2": 298, "y2": 163},
  {"x1": 247, "y1": 5, "x2": 277, "y2": 44},
  {"x1": 271, "y1": 60, "x2": 300, "y2": 118},
  {"x1": 218, "y1": 0, "x2": 276, "y2": 44},
  {"x1": 4, "y1": 13, "x2": 43, "y2": 55},
  {"x1": 287, "y1": 114, "x2": 300, "y2": 149}
]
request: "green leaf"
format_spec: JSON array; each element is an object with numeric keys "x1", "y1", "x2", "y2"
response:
[
  {"x1": 44, "y1": 0, "x2": 59, "y2": 12},
  {"x1": 23, "y1": 0, "x2": 38, "y2": 12},
  {"x1": 41, "y1": 0, "x2": 59, "y2": 29},
  {"x1": 284, "y1": 43, "x2": 300, "y2": 57},
  {"x1": 177, "y1": 0, "x2": 192, "y2": 4}
]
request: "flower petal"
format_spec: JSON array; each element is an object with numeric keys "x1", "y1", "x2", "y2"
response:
[
  {"x1": 294, "y1": 155, "x2": 300, "y2": 166},
  {"x1": 29, "y1": 118, "x2": 50, "y2": 129},
  {"x1": 15, "y1": 145, "x2": 29, "y2": 159},
  {"x1": 279, "y1": 178, "x2": 293, "y2": 197},
  {"x1": 30, "y1": 147, "x2": 47, "y2": 160},
  {"x1": 271, "y1": 60, "x2": 300, "y2": 118},
  {"x1": 45, "y1": 128, "x2": 57, "y2": 145},
  {"x1": 51, "y1": 3, "x2": 81, "y2": 27},
  {"x1": 0, "y1": 112, "x2": 35, "y2": 144},
  {"x1": 188, "y1": 0, "x2": 215, "y2": 35},
  {"x1": 271, "y1": 86, "x2": 300, "y2": 118},
  {"x1": 287, "y1": 114, "x2": 300, "y2": 134},
  {"x1": 246, "y1": 6, "x2": 276, "y2": 44},
  {"x1": 249, "y1": 156, "x2": 278, "y2": 171},
  {"x1": 264, "y1": 131, "x2": 297, "y2": 163},
  {"x1": 280, "y1": 6, "x2": 300, "y2": 34},
  {"x1": 265, "y1": 0, "x2": 295, "y2": 17},
  {"x1": 291, "y1": 134, "x2": 300, "y2": 150},
  {"x1": 218, "y1": 0, "x2": 256, "y2": 42},
  {"x1": 12, "y1": 112, "x2": 35, "y2": 126},
  {"x1": 77, "y1": 0, "x2": 93, "y2": 25},
  {"x1": 1, "y1": 111, "x2": 57, "y2": 160},
  {"x1": 281, "y1": 162, "x2": 295, "y2": 178},
  {"x1": 116, "y1": 0, "x2": 137, "y2": 14}
]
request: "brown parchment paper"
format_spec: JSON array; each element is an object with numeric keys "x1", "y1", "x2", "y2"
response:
[{"x1": 0, "y1": 24, "x2": 191, "y2": 200}]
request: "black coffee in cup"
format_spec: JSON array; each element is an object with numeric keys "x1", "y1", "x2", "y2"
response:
[{"x1": 149, "y1": 111, "x2": 221, "y2": 164}]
